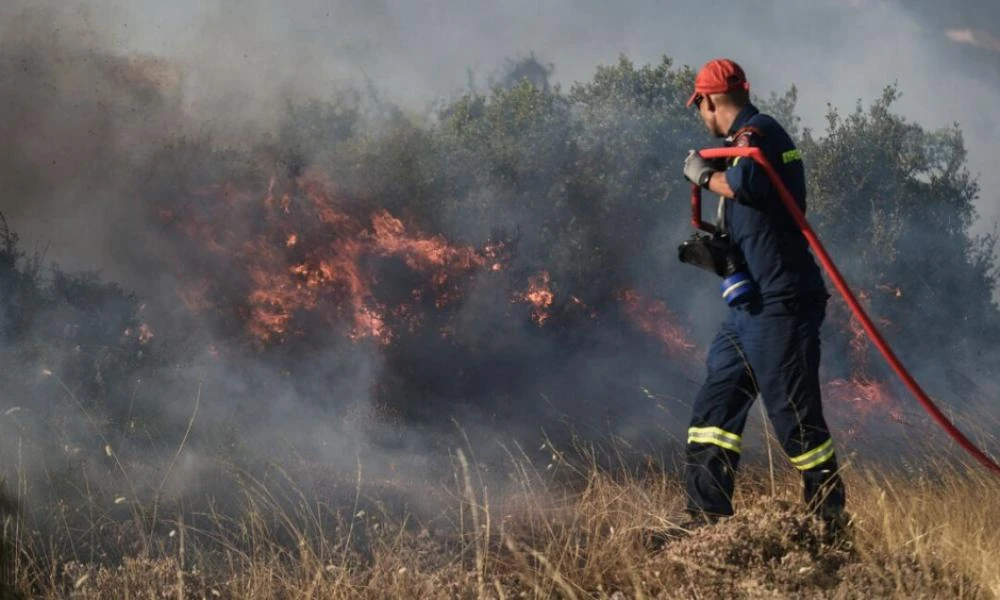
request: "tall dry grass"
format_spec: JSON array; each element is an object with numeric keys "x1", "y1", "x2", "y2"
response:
[{"x1": 1, "y1": 430, "x2": 997, "y2": 599}]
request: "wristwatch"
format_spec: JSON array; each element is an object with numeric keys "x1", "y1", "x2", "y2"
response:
[{"x1": 698, "y1": 169, "x2": 715, "y2": 189}]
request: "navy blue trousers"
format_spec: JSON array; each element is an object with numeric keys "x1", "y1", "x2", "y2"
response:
[{"x1": 684, "y1": 295, "x2": 845, "y2": 518}]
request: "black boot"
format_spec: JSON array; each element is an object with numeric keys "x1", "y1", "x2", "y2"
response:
[{"x1": 804, "y1": 464, "x2": 850, "y2": 546}]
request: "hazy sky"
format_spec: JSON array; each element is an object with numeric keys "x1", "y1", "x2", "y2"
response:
[
  {"x1": 86, "y1": 0, "x2": 999, "y2": 237},
  {"x1": 2, "y1": 0, "x2": 998, "y2": 239}
]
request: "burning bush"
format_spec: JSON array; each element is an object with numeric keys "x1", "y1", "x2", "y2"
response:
[{"x1": 2, "y1": 53, "x2": 996, "y2": 459}]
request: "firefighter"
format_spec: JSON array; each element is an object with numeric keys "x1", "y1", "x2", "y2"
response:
[{"x1": 675, "y1": 58, "x2": 846, "y2": 535}]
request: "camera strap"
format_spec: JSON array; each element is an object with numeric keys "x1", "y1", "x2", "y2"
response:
[
  {"x1": 715, "y1": 195, "x2": 726, "y2": 233},
  {"x1": 715, "y1": 125, "x2": 763, "y2": 236}
]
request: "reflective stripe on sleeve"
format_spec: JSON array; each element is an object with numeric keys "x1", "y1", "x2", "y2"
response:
[
  {"x1": 789, "y1": 438, "x2": 835, "y2": 470},
  {"x1": 722, "y1": 279, "x2": 753, "y2": 302},
  {"x1": 782, "y1": 148, "x2": 802, "y2": 163},
  {"x1": 687, "y1": 426, "x2": 742, "y2": 453}
]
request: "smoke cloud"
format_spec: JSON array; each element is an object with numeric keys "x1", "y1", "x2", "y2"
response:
[{"x1": 3, "y1": 0, "x2": 999, "y2": 274}]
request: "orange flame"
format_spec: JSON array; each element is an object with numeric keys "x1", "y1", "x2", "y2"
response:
[
  {"x1": 617, "y1": 290, "x2": 697, "y2": 358},
  {"x1": 484, "y1": 241, "x2": 507, "y2": 272},
  {"x1": 826, "y1": 286, "x2": 907, "y2": 435},
  {"x1": 171, "y1": 176, "x2": 504, "y2": 346},
  {"x1": 515, "y1": 271, "x2": 555, "y2": 326},
  {"x1": 825, "y1": 376, "x2": 905, "y2": 439}
]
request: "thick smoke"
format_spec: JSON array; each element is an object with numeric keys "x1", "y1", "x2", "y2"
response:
[
  {"x1": 4, "y1": 0, "x2": 1000, "y2": 268},
  {"x1": 0, "y1": 3, "x2": 685, "y2": 537},
  {"x1": 116, "y1": 0, "x2": 1000, "y2": 236}
]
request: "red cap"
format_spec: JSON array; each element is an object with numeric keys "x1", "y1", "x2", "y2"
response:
[{"x1": 686, "y1": 58, "x2": 750, "y2": 107}]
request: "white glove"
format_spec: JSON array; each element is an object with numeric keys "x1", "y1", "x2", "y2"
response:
[{"x1": 683, "y1": 149, "x2": 717, "y2": 188}]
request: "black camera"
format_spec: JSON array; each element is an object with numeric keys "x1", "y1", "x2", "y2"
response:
[{"x1": 678, "y1": 233, "x2": 756, "y2": 306}]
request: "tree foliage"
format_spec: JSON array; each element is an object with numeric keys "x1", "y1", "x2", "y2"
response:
[
  {"x1": 3, "y1": 54, "x2": 997, "y2": 424},
  {"x1": 0, "y1": 213, "x2": 149, "y2": 409},
  {"x1": 299, "y1": 55, "x2": 998, "y2": 354},
  {"x1": 801, "y1": 85, "x2": 999, "y2": 353}
]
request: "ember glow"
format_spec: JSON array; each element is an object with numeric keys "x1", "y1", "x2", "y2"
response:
[
  {"x1": 156, "y1": 171, "x2": 912, "y2": 439},
  {"x1": 824, "y1": 288, "x2": 908, "y2": 436},
  {"x1": 616, "y1": 284, "x2": 911, "y2": 436},
  {"x1": 617, "y1": 289, "x2": 697, "y2": 358},
  {"x1": 517, "y1": 271, "x2": 555, "y2": 326},
  {"x1": 159, "y1": 176, "x2": 506, "y2": 346},
  {"x1": 157, "y1": 174, "x2": 590, "y2": 349},
  {"x1": 824, "y1": 376, "x2": 904, "y2": 423}
]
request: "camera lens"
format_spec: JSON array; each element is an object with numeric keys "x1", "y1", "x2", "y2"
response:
[{"x1": 678, "y1": 233, "x2": 758, "y2": 306}]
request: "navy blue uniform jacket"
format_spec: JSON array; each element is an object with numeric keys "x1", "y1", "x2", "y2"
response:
[{"x1": 721, "y1": 103, "x2": 828, "y2": 303}]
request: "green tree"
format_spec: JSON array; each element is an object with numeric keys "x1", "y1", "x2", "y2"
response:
[{"x1": 801, "y1": 85, "x2": 1000, "y2": 354}]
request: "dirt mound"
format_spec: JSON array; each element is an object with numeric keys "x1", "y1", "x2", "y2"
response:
[{"x1": 644, "y1": 498, "x2": 982, "y2": 599}]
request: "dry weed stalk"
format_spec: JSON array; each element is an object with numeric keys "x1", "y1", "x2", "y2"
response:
[{"x1": 0, "y1": 426, "x2": 996, "y2": 599}]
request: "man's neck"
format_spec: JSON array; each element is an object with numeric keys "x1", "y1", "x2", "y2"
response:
[
  {"x1": 718, "y1": 109, "x2": 740, "y2": 136},
  {"x1": 724, "y1": 103, "x2": 757, "y2": 136}
]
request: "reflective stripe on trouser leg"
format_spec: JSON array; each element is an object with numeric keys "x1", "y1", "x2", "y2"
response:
[
  {"x1": 685, "y1": 312, "x2": 756, "y2": 517},
  {"x1": 789, "y1": 438, "x2": 836, "y2": 470},
  {"x1": 737, "y1": 296, "x2": 845, "y2": 514},
  {"x1": 688, "y1": 426, "x2": 742, "y2": 453}
]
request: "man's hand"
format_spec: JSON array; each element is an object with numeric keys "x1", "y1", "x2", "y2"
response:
[{"x1": 684, "y1": 149, "x2": 718, "y2": 188}]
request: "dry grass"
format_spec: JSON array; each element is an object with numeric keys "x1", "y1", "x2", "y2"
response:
[{"x1": 1, "y1": 436, "x2": 997, "y2": 600}]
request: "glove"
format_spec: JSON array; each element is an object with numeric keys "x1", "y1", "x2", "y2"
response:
[{"x1": 684, "y1": 149, "x2": 717, "y2": 188}]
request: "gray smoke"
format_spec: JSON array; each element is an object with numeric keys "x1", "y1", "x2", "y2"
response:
[{"x1": 3, "y1": 0, "x2": 999, "y2": 280}]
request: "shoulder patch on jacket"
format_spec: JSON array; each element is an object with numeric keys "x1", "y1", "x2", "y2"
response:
[
  {"x1": 732, "y1": 125, "x2": 764, "y2": 148},
  {"x1": 782, "y1": 148, "x2": 802, "y2": 163}
]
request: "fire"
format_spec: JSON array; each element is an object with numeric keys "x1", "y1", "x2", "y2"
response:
[
  {"x1": 824, "y1": 376, "x2": 905, "y2": 439},
  {"x1": 239, "y1": 203, "x2": 486, "y2": 345},
  {"x1": 483, "y1": 241, "x2": 508, "y2": 272},
  {"x1": 843, "y1": 288, "x2": 895, "y2": 367},
  {"x1": 370, "y1": 212, "x2": 485, "y2": 270},
  {"x1": 158, "y1": 171, "x2": 695, "y2": 349},
  {"x1": 617, "y1": 290, "x2": 697, "y2": 358},
  {"x1": 516, "y1": 271, "x2": 555, "y2": 326},
  {"x1": 846, "y1": 290, "x2": 894, "y2": 364},
  {"x1": 824, "y1": 377, "x2": 901, "y2": 420},
  {"x1": 156, "y1": 167, "x2": 912, "y2": 447},
  {"x1": 825, "y1": 286, "x2": 908, "y2": 436},
  {"x1": 162, "y1": 175, "x2": 513, "y2": 346}
]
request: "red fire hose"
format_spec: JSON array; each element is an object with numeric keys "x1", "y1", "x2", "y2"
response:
[{"x1": 691, "y1": 146, "x2": 1000, "y2": 476}]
